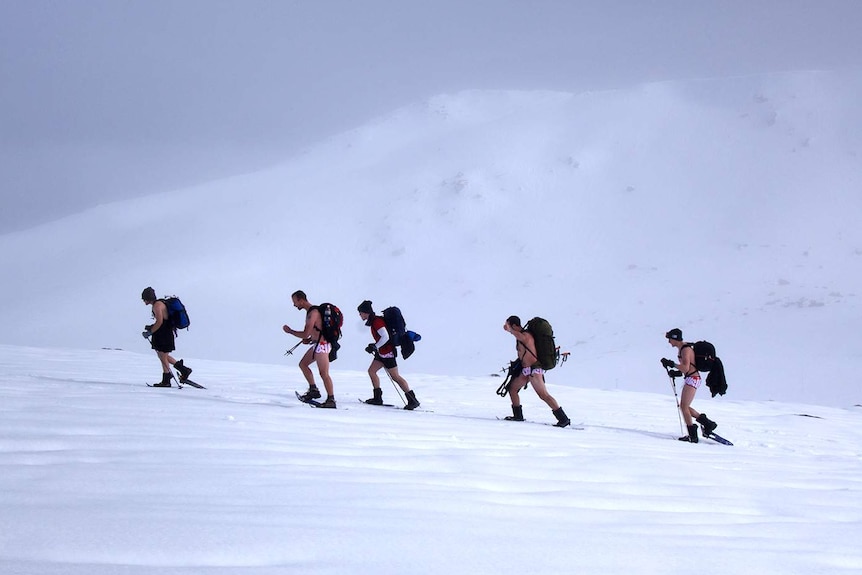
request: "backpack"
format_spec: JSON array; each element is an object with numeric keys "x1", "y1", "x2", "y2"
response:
[
  {"x1": 161, "y1": 296, "x2": 190, "y2": 330},
  {"x1": 316, "y1": 303, "x2": 343, "y2": 343},
  {"x1": 381, "y1": 306, "x2": 420, "y2": 359},
  {"x1": 524, "y1": 317, "x2": 558, "y2": 371},
  {"x1": 686, "y1": 340, "x2": 717, "y2": 372},
  {"x1": 683, "y1": 340, "x2": 727, "y2": 396},
  {"x1": 381, "y1": 306, "x2": 407, "y2": 346}
]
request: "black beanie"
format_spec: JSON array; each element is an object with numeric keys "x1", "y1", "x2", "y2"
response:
[{"x1": 357, "y1": 300, "x2": 374, "y2": 314}]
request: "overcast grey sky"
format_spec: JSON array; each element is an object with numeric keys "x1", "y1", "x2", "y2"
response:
[{"x1": 2, "y1": 0, "x2": 861, "y2": 232}]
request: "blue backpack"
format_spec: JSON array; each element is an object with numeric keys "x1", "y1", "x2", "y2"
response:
[{"x1": 161, "y1": 296, "x2": 190, "y2": 330}]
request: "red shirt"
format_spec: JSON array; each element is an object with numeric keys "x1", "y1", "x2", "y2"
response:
[{"x1": 370, "y1": 316, "x2": 394, "y2": 355}]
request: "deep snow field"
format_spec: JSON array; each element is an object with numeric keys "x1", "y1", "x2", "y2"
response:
[{"x1": 1, "y1": 345, "x2": 861, "y2": 574}]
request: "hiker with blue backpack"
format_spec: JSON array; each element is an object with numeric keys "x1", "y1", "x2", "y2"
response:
[
  {"x1": 357, "y1": 300, "x2": 421, "y2": 410},
  {"x1": 141, "y1": 286, "x2": 193, "y2": 387},
  {"x1": 502, "y1": 315, "x2": 570, "y2": 427}
]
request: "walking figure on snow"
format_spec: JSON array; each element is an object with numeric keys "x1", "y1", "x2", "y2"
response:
[
  {"x1": 502, "y1": 315, "x2": 570, "y2": 427},
  {"x1": 141, "y1": 286, "x2": 192, "y2": 387},
  {"x1": 358, "y1": 300, "x2": 420, "y2": 410},
  {"x1": 283, "y1": 290, "x2": 338, "y2": 408},
  {"x1": 662, "y1": 328, "x2": 718, "y2": 443}
]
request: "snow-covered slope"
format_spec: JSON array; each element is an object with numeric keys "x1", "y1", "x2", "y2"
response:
[
  {"x1": 1, "y1": 71, "x2": 860, "y2": 406},
  {"x1": 1, "y1": 345, "x2": 861, "y2": 574}
]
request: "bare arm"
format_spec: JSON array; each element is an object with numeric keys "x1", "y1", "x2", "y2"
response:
[
  {"x1": 504, "y1": 323, "x2": 538, "y2": 363},
  {"x1": 282, "y1": 308, "x2": 320, "y2": 342}
]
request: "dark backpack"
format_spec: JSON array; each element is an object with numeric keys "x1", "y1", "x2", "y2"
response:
[
  {"x1": 524, "y1": 317, "x2": 558, "y2": 371},
  {"x1": 381, "y1": 306, "x2": 420, "y2": 359},
  {"x1": 381, "y1": 306, "x2": 407, "y2": 346},
  {"x1": 687, "y1": 340, "x2": 717, "y2": 372},
  {"x1": 161, "y1": 296, "x2": 190, "y2": 330},
  {"x1": 316, "y1": 303, "x2": 343, "y2": 343}
]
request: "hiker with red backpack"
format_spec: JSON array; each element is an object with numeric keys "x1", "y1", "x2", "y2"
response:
[
  {"x1": 662, "y1": 328, "x2": 719, "y2": 443},
  {"x1": 357, "y1": 300, "x2": 420, "y2": 410},
  {"x1": 502, "y1": 315, "x2": 570, "y2": 427},
  {"x1": 141, "y1": 286, "x2": 193, "y2": 387},
  {"x1": 283, "y1": 290, "x2": 340, "y2": 408}
]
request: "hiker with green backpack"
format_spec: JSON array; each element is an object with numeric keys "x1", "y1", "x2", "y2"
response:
[{"x1": 502, "y1": 315, "x2": 571, "y2": 427}]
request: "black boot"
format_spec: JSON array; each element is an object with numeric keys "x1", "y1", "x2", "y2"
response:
[
  {"x1": 174, "y1": 359, "x2": 193, "y2": 382},
  {"x1": 316, "y1": 395, "x2": 337, "y2": 409},
  {"x1": 300, "y1": 385, "x2": 322, "y2": 402},
  {"x1": 504, "y1": 405, "x2": 525, "y2": 421},
  {"x1": 696, "y1": 413, "x2": 718, "y2": 435},
  {"x1": 152, "y1": 372, "x2": 172, "y2": 387},
  {"x1": 404, "y1": 390, "x2": 420, "y2": 411},
  {"x1": 679, "y1": 424, "x2": 699, "y2": 443},
  {"x1": 552, "y1": 407, "x2": 571, "y2": 428},
  {"x1": 365, "y1": 388, "x2": 384, "y2": 405}
]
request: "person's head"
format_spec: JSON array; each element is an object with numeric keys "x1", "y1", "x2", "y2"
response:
[
  {"x1": 141, "y1": 286, "x2": 156, "y2": 305},
  {"x1": 506, "y1": 315, "x2": 522, "y2": 329},
  {"x1": 665, "y1": 328, "x2": 683, "y2": 348},
  {"x1": 357, "y1": 300, "x2": 374, "y2": 321},
  {"x1": 291, "y1": 290, "x2": 309, "y2": 310}
]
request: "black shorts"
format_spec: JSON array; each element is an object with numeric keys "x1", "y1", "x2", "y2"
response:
[
  {"x1": 374, "y1": 353, "x2": 397, "y2": 370},
  {"x1": 151, "y1": 325, "x2": 175, "y2": 353}
]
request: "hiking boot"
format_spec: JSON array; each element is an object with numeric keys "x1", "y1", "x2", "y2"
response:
[
  {"x1": 552, "y1": 407, "x2": 571, "y2": 428},
  {"x1": 300, "y1": 386, "x2": 322, "y2": 402},
  {"x1": 152, "y1": 372, "x2": 172, "y2": 387},
  {"x1": 174, "y1": 359, "x2": 193, "y2": 383},
  {"x1": 404, "y1": 390, "x2": 420, "y2": 411},
  {"x1": 678, "y1": 424, "x2": 699, "y2": 443},
  {"x1": 365, "y1": 388, "x2": 384, "y2": 405},
  {"x1": 696, "y1": 413, "x2": 718, "y2": 435},
  {"x1": 316, "y1": 396, "x2": 337, "y2": 409},
  {"x1": 504, "y1": 405, "x2": 525, "y2": 421}
]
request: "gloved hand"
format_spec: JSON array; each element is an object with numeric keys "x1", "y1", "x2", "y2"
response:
[
  {"x1": 668, "y1": 369, "x2": 683, "y2": 378},
  {"x1": 661, "y1": 358, "x2": 676, "y2": 369},
  {"x1": 365, "y1": 343, "x2": 377, "y2": 354},
  {"x1": 142, "y1": 330, "x2": 152, "y2": 339}
]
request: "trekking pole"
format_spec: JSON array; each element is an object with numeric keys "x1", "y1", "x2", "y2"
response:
[
  {"x1": 665, "y1": 367, "x2": 685, "y2": 436},
  {"x1": 383, "y1": 368, "x2": 407, "y2": 406},
  {"x1": 284, "y1": 341, "x2": 303, "y2": 356}
]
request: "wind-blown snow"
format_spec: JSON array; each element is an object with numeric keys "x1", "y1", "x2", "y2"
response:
[
  {"x1": 1, "y1": 345, "x2": 861, "y2": 574},
  {"x1": 0, "y1": 71, "x2": 860, "y2": 407}
]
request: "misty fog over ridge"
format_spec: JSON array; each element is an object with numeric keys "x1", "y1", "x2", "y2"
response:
[
  {"x1": 3, "y1": 1, "x2": 862, "y2": 232},
  {"x1": 1, "y1": 70, "x2": 860, "y2": 407}
]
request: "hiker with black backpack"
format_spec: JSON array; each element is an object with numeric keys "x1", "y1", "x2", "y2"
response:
[
  {"x1": 502, "y1": 315, "x2": 570, "y2": 427},
  {"x1": 283, "y1": 290, "x2": 339, "y2": 408},
  {"x1": 661, "y1": 328, "x2": 719, "y2": 443},
  {"x1": 357, "y1": 300, "x2": 420, "y2": 410},
  {"x1": 141, "y1": 286, "x2": 193, "y2": 387}
]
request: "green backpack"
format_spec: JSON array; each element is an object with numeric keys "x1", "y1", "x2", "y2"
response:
[{"x1": 525, "y1": 317, "x2": 558, "y2": 370}]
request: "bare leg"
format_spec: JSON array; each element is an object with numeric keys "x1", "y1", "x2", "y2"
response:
[
  {"x1": 298, "y1": 346, "x2": 316, "y2": 388},
  {"x1": 680, "y1": 385, "x2": 700, "y2": 426},
  {"x1": 387, "y1": 366, "x2": 411, "y2": 393},
  {"x1": 367, "y1": 360, "x2": 383, "y2": 388},
  {"x1": 530, "y1": 373, "x2": 560, "y2": 411},
  {"x1": 315, "y1": 350, "x2": 334, "y2": 397}
]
